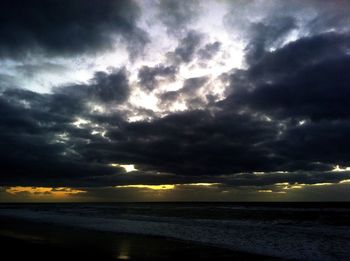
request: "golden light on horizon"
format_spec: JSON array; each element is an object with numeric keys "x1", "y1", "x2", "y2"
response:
[
  {"x1": 258, "y1": 189, "x2": 286, "y2": 194},
  {"x1": 183, "y1": 183, "x2": 219, "y2": 186},
  {"x1": 115, "y1": 184, "x2": 176, "y2": 190},
  {"x1": 5, "y1": 186, "x2": 86, "y2": 198},
  {"x1": 114, "y1": 183, "x2": 220, "y2": 191}
]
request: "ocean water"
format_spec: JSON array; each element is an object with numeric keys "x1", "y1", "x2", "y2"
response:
[{"x1": 0, "y1": 202, "x2": 350, "y2": 260}]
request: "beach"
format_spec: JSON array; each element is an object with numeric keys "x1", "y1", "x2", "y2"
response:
[
  {"x1": 0, "y1": 215, "x2": 275, "y2": 260},
  {"x1": 0, "y1": 203, "x2": 350, "y2": 260}
]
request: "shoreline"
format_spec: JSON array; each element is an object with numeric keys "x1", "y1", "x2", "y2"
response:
[{"x1": 0, "y1": 216, "x2": 279, "y2": 260}]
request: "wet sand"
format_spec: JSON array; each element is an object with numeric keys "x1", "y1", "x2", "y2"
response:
[{"x1": 0, "y1": 216, "x2": 279, "y2": 260}]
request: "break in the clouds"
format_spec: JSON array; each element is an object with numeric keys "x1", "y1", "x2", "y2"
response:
[{"x1": 1, "y1": 0, "x2": 350, "y2": 202}]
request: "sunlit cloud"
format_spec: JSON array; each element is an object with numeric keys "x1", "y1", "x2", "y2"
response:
[
  {"x1": 110, "y1": 164, "x2": 138, "y2": 173},
  {"x1": 332, "y1": 165, "x2": 350, "y2": 172},
  {"x1": 72, "y1": 117, "x2": 90, "y2": 128}
]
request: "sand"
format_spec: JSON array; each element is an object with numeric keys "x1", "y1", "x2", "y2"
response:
[{"x1": 0, "y1": 216, "x2": 278, "y2": 260}]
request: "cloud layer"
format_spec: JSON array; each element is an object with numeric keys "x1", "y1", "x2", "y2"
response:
[
  {"x1": 1, "y1": 0, "x2": 350, "y2": 201},
  {"x1": 0, "y1": 0, "x2": 148, "y2": 59}
]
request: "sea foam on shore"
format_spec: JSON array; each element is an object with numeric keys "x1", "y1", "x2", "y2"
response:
[{"x1": 0, "y1": 203, "x2": 349, "y2": 260}]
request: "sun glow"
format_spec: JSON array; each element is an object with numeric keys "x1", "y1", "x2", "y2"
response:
[
  {"x1": 6, "y1": 186, "x2": 86, "y2": 197},
  {"x1": 115, "y1": 184, "x2": 175, "y2": 190},
  {"x1": 115, "y1": 183, "x2": 219, "y2": 191},
  {"x1": 181, "y1": 183, "x2": 219, "y2": 187},
  {"x1": 258, "y1": 189, "x2": 286, "y2": 194}
]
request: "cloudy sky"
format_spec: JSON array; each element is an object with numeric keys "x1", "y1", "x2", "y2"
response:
[{"x1": 1, "y1": 0, "x2": 350, "y2": 202}]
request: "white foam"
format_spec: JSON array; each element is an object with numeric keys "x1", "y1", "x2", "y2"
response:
[{"x1": 0, "y1": 208, "x2": 349, "y2": 260}]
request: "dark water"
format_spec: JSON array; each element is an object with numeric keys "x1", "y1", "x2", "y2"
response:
[{"x1": 1, "y1": 202, "x2": 350, "y2": 260}]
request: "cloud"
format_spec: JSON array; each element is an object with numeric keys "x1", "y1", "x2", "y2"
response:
[
  {"x1": 244, "y1": 16, "x2": 297, "y2": 65},
  {"x1": 1, "y1": 0, "x2": 350, "y2": 202},
  {"x1": 103, "y1": 109, "x2": 279, "y2": 176},
  {"x1": 56, "y1": 68, "x2": 130, "y2": 104},
  {"x1": 159, "y1": 76, "x2": 209, "y2": 109},
  {"x1": 224, "y1": 0, "x2": 350, "y2": 65},
  {"x1": 227, "y1": 33, "x2": 350, "y2": 121},
  {"x1": 15, "y1": 63, "x2": 68, "y2": 78},
  {"x1": 157, "y1": 0, "x2": 201, "y2": 36},
  {"x1": 0, "y1": 0, "x2": 149, "y2": 59},
  {"x1": 138, "y1": 64, "x2": 178, "y2": 91},
  {"x1": 0, "y1": 74, "x2": 18, "y2": 90},
  {"x1": 168, "y1": 30, "x2": 204, "y2": 64},
  {"x1": 2, "y1": 30, "x2": 350, "y2": 188},
  {"x1": 198, "y1": 41, "x2": 221, "y2": 60},
  {"x1": 0, "y1": 68, "x2": 132, "y2": 187}
]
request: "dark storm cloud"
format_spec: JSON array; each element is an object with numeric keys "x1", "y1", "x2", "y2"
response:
[
  {"x1": 119, "y1": 30, "x2": 350, "y2": 177},
  {"x1": 138, "y1": 64, "x2": 178, "y2": 91},
  {"x1": 157, "y1": 0, "x2": 200, "y2": 36},
  {"x1": 198, "y1": 41, "x2": 221, "y2": 60},
  {"x1": 0, "y1": 0, "x2": 148, "y2": 59},
  {"x1": 246, "y1": 33, "x2": 350, "y2": 84},
  {"x1": 271, "y1": 120, "x2": 350, "y2": 170},
  {"x1": 222, "y1": 171, "x2": 350, "y2": 188},
  {"x1": 0, "y1": 92, "x2": 280, "y2": 186},
  {"x1": 224, "y1": 0, "x2": 350, "y2": 35},
  {"x1": 158, "y1": 76, "x2": 209, "y2": 109},
  {"x1": 181, "y1": 76, "x2": 209, "y2": 94},
  {"x1": 1, "y1": 1, "x2": 350, "y2": 193},
  {"x1": 168, "y1": 30, "x2": 204, "y2": 64},
  {"x1": 227, "y1": 32, "x2": 350, "y2": 121},
  {"x1": 2, "y1": 29, "x2": 350, "y2": 187},
  {"x1": 215, "y1": 31, "x2": 350, "y2": 172},
  {"x1": 159, "y1": 91, "x2": 178, "y2": 103},
  {"x1": 0, "y1": 67, "x2": 132, "y2": 186},
  {"x1": 160, "y1": 76, "x2": 208, "y2": 99},
  {"x1": 15, "y1": 63, "x2": 68, "y2": 78},
  {"x1": 224, "y1": 0, "x2": 350, "y2": 66},
  {"x1": 244, "y1": 16, "x2": 297, "y2": 65},
  {"x1": 0, "y1": 90, "x2": 119, "y2": 186},
  {"x1": 102, "y1": 109, "x2": 280, "y2": 176},
  {"x1": 89, "y1": 69, "x2": 130, "y2": 103},
  {"x1": 304, "y1": 0, "x2": 350, "y2": 35},
  {"x1": 57, "y1": 68, "x2": 130, "y2": 103},
  {"x1": 0, "y1": 74, "x2": 18, "y2": 90}
]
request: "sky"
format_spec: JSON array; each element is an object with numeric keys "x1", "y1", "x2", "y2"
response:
[{"x1": 1, "y1": 0, "x2": 350, "y2": 202}]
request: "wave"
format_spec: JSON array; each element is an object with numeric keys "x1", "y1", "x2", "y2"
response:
[{"x1": 0, "y1": 205, "x2": 350, "y2": 260}]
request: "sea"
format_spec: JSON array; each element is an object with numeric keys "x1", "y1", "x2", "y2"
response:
[{"x1": 0, "y1": 202, "x2": 350, "y2": 260}]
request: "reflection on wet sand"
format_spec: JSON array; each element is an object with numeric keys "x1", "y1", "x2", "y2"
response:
[{"x1": 114, "y1": 239, "x2": 130, "y2": 260}]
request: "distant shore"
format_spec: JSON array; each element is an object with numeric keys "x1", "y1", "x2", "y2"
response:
[{"x1": 0, "y1": 216, "x2": 278, "y2": 260}]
